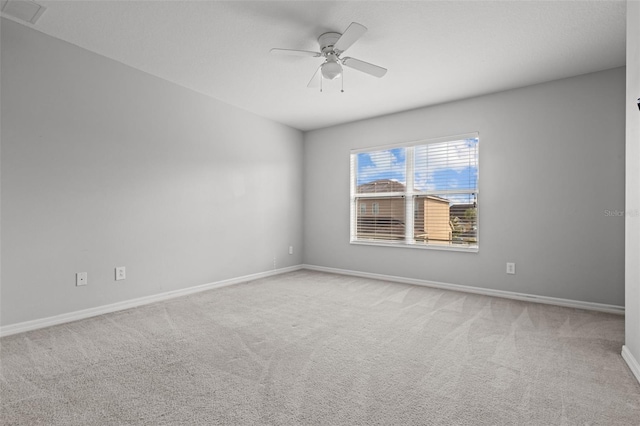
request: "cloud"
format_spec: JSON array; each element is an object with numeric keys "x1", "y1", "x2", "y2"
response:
[
  {"x1": 356, "y1": 148, "x2": 406, "y2": 185},
  {"x1": 414, "y1": 138, "x2": 478, "y2": 192}
]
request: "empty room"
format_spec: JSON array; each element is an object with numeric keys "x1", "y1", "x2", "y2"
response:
[{"x1": 1, "y1": 0, "x2": 639, "y2": 424}]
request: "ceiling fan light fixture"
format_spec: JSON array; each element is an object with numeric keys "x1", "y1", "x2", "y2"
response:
[{"x1": 321, "y1": 61, "x2": 342, "y2": 80}]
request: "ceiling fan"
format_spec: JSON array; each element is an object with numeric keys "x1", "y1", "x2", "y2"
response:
[{"x1": 270, "y1": 22, "x2": 387, "y2": 90}]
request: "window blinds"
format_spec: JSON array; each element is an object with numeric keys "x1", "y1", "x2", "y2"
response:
[{"x1": 350, "y1": 134, "x2": 479, "y2": 250}]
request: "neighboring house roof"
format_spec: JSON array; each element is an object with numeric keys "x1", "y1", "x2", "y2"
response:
[
  {"x1": 415, "y1": 195, "x2": 450, "y2": 204},
  {"x1": 357, "y1": 179, "x2": 406, "y2": 193}
]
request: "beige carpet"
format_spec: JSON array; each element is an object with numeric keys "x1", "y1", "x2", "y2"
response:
[{"x1": 1, "y1": 270, "x2": 639, "y2": 425}]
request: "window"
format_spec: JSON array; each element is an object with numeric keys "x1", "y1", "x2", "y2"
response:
[{"x1": 350, "y1": 133, "x2": 479, "y2": 251}]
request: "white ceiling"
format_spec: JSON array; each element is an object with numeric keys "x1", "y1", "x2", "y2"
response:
[{"x1": 2, "y1": 0, "x2": 627, "y2": 131}]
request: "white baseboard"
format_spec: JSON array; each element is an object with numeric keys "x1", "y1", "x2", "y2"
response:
[
  {"x1": 622, "y1": 346, "x2": 640, "y2": 384},
  {"x1": 301, "y1": 264, "x2": 625, "y2": 315},
  {"x1": 0, "y1": 265, "x2": 303, "y2": 338}
]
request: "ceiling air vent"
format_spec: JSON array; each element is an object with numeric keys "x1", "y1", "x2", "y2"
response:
[{"x1": 1, "y1": 0, "x2": 46, "y2": 24}]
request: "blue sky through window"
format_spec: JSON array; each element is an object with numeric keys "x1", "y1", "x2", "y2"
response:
[{"x1": 356, "y1": 148, "x2": 406, "y2": 186}]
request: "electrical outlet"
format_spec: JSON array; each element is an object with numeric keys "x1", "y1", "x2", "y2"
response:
[
  {"x1": 115, "y1": 266, "x2": 126, "y2": 281},
  {"x1": 506, "y1": 262, "x2": 516, "y2": 275},
  {"x1": 289, "y1": 246, "x2": 293, "y2": 255},
  {"x1": 76, "y1": 272, "x2": 87, "y2": 286}
]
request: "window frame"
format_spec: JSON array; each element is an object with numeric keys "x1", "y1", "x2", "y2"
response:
[{"x1": 350, "y1": 132, "x2": 479, "y2": 253}]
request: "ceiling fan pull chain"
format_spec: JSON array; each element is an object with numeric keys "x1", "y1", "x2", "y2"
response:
[
  {"x1": 320, "y1": 75, "x2": 323, "y2": 92},
  {"x1": 341, "y1": 72, "x2": 344, "y2": 93}
]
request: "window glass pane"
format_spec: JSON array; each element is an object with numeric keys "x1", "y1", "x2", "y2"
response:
[
  {"x1": 356, "y1": 148, "x2": 406, "y2": 193},
  {"x1": 414, "y1": 193, "x2": 478, "y2": 247},
  {"x1": 414, "y1": 138, "x2": 478, "y2": 193},
  {"x1": 356, "y1": 197, "x2": 405, "y2": 241}
]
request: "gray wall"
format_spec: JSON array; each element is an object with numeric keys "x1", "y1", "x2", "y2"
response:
[
  {"x1": 303, "y1": 67, "x2": 626, "y2": 306},
  {"x1": 625, "y1": 0, "x2": 640, "y2": 366},
  {"x1": 1, "y1": 19, "x2": 304, "y2": 326}
]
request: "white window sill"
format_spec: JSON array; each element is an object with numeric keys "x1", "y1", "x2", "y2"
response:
[{"x1": 350, "y1": 239, "x2": 479, "y2": 253}]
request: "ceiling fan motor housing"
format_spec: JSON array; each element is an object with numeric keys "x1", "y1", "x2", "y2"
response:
[{"x1": 318, "y1": 32, "x2": 342, "y2": 54}]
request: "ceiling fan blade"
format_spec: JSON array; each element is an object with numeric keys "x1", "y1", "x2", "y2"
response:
[
  {"x1": 342, "y1": 57, "x2": 387, "y2": 78},
  {"x1": 333, "y1": 22, "x2": 367, "y2": 54},
  {"x1": 307, "y1": 66, "x2": 321, "y2": 88},
  {"x1": 270, "y1": 48, "x2": 322, "y2": 57}
]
